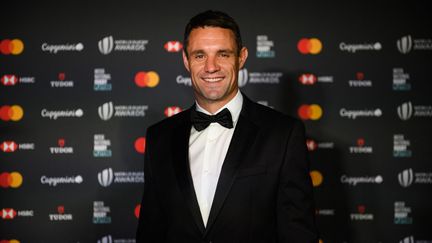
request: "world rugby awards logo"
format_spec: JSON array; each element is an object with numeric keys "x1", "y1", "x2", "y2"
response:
[
  {"x1": 398, "y1": 168, "x2": 414, "y2": 187},
  {"x1": 397, "y1": 35, "x2": 412, "y2": 54},
  {"x1": 98, "y1": 102, "x2": 114, "y2": 121},
  {"x1": 399, "y1": 236, "x2": 414, "y2": 243},
  {"x1": 98, "y1": 36, "x2": 114, "y2": 55},
  {"x1": 397, "y1": 102, "x2": 413, "y2": 120},
  {"x1": 98, "y1": 168, "x2": 114, "y2": 187},
  {"x1": 97, "y1": 235, "x2": 113, "y2": 243}
]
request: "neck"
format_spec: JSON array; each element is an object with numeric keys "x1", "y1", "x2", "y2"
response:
[{"x1": 196, "y1": 90, "x2": 238, "y2": 114}]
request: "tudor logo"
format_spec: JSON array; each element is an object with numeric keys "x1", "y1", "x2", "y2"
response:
[
  {"x1": 1, "y1": 141, "x2": 18, "y2": 152},
  {"x1": 164, "y1": 41, "x2": 182, "y2": 52},
  {"x1": 299, "y1": 74, "x2": 317, "y2": 85},
  {"x1": 1, "y1": 75, "x2": 18, "y2": 86}
]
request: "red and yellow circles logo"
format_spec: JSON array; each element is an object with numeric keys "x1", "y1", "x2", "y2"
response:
[
  {"x1": 297, "y1": 38, "x2": 322, "y2": 54},
  {"x1": 0, "y1": 240, "x2": 20, "y2": 243},
  {"x1": 0, "y1": 39, "x2": 24, "y2": 55},
  {"x1": 0, "y1": 172, "x2": 23, "y2": 188},
  {"x1": 134, "y1": 137, "x2": 146, "y2": 154},
  {"x1": 0, "y1": 105, "x2": 24, "y2": 121},
  {"x1": 310, "y1": 170, "x2": 323, "y2": 187},
  {"x1": 298, "y1": 104, "x2": 322, "y2": 120},
  {"x1": 135, "y1": 71, "x2": 160, "y2": 88}
]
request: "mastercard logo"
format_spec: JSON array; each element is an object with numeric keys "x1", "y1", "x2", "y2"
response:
[
  {"x1": 0, "y1": 240, "x2": 20, "y2": 243},
  {"x1": 134, "y1": 137, "x2": 146, "y2": 154},
  {"x1": 298, "y1": 104, "x2": 322, "y2": 120},
  {"x1": 0, "y1": 105, "x2": 24, "y2": 121},
  {"x1": 134, "y1": 204, "x2": 141, "y2": 218},
  {"x1": 135, "y1": 71, "x2": 159, "y2": 88},
  {"x1": 297, "y1": 38, "x2": 322, "y2": 54},
  {"x1": 0, "y1": 172, "x2": 23, "y2": 188},
  {"x1": 310, "y1": 170, "x2": 323, "y2": 187},
  {"x1": 0, "y1": 39, "x2": 24, "y2": 55}
]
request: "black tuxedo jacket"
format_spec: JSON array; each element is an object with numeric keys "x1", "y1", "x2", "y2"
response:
[{"x1": 136, "y1": 95, "x2": 318, "y2": 243}]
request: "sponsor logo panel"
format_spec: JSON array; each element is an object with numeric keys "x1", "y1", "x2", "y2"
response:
[
  {"x1": 97, "y1": 168, "x2": 144, "y2": 187},
  {"x1": 98, "y1": 36, "x2": 148, "y2": 54},
  {"x1": 393, "y1": 68, "x2": 411, "y2": 91},
  {"x1": 298, "y1": 38, "x2": 322, "y2": 54},
  {"x1": 94, "y1": 68, "x2": 112, "y2": 91},
  {"x1": 0, "y1": 105, "x2": 24, "y2": 121},
  {"x1": 49, "y1": 205, "x2": 73, "y2": 221},
  {"x1": 40, "y1": 175, "x2": 83, "y2": 187},
  {"x1": 93, "y1": 201, "x2": 111, "y2": 224},
  {"x1": 41, "y1": 42, "x2": 84, "y2": 54},
  {"x1": 94, "y1": 134, "x2": 112, "y2": 157},
  {"x1": 98, "y1": 102, "x2": 148, "y2": 121},
  {"x1": 0, "y1": 172, "x2": 23, "y2": 188},
  {"x1": 0, "y1": 38, "x2": 24, "y2": 55},
  {"x1": 256, "y1": 35, "x2": 275, "y2": 58},
  {"x1": 394, "y1": 201, "x2": 412, "y2": 224},
  {"x1": 398, "y1": 168, "x2": 432, "y2": 187},
  {"x1": 1, "y1": 74, "x2": 35, "y2": 86}
]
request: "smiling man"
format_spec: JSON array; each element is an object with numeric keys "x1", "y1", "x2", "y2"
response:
[{"x1": 136, "y1": 10, "x2": 318, "y2": 243}]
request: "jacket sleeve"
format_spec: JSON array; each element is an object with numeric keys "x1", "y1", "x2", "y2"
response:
[
  {"x1": 277, "y1": 119, "x2": 319, "y2": 243},
  {"x1": 136, "y1": 128, "x2": 167, "y2": 242}
]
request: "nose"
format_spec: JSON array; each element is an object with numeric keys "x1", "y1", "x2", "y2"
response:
[{"x1": 204, "y1": 55, "x2": 220, "y2": 73}]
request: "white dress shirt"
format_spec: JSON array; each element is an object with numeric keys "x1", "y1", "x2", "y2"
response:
[{"x1": 189, "y1": 90, "x2": 243, "y2": 227}]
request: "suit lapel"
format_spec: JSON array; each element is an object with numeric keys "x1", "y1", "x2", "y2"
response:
[
  {"x1": 172, "y1": 109, "x2": 206, "y2": 234},
  {"x1": 204, "y1": 98, "x2": 259, "y2": 235}
]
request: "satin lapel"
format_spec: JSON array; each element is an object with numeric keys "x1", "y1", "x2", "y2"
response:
[
  {"x1": 204, "y1": 104, "x2": 258, "y2": 235},
  {"x1": 172, "y1": 109, "x2": 206, "y2": 234}
]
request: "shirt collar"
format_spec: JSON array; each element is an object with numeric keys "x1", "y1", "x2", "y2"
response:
[{"x1": 195, "y1": 90, "x2": 243, "y2": 126}]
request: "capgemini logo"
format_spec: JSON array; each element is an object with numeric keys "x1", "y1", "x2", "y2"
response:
[
  {"x1": 98, "y1": 168, "x2": 114, "y2": 187},
  {"x1": 97, "y1": 235, "x2": 113, "y2": 243},
  {"x1": 98, "y1": 102, "x2": 114, "y2": 121},
  {"x1": 238, "y1": 68, "x2": 248, "y2": 87},
  {"x1": 98, "y1": 36, "x2": 114, "y2": 55},
  {"x1": 398, "y1": 168, "x2": 414, "y2": 188},
  {"x1": 397, "y1": 102, "x2": 413, "y2": 121},
  {"x1": 399, "y1": 236, "x2": 414, "y2": 243},
  {"x1": 397, "y1": 35, "x2": 412, "y2": 54}
]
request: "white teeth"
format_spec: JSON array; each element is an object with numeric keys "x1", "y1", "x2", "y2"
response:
[{"x1": 203, "y1": 77, "x2": 223, "y2": 82}]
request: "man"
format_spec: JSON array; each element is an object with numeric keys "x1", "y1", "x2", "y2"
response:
[{"x1": 136, "y1": 10, "x2": 318, "y2": 243}]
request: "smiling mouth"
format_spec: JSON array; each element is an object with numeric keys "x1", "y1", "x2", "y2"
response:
[{"x1": 201, "y1": 77, "x2": 225, "y2": 82}]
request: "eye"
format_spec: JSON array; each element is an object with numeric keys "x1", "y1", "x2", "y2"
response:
[
  {"x1": 194, "y1": 54, "x2": 205, "y2": 60},
  {"x1": 219, "y1": 52, "x2": 231, "y2": 58}
]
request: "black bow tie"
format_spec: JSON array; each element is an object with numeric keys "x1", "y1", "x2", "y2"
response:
[{"x1": 191, "y1": 108, "x2": 234, "y2": 131}]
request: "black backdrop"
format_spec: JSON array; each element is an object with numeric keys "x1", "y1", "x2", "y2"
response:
[{"x1": 1, "y1": 1, "x2": 431, "y2": 242}]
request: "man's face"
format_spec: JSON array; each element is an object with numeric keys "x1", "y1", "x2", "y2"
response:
[{"x1": 183, "y1": 27, "x2": 248, "y2": 109}]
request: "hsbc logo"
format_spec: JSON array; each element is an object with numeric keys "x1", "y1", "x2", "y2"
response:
[
  {"x1": 164, "y1": 41, "x2": 183, "y2": 52},
  {"x1": 1, "y1": 141, "x2": 18, "y2": 152},
  {"x1": 1, "y1": 75, "x2": 35, "y2": 86},
  {"x1": 0, "y1": 208, "x2": 34, "y2": 219},
  {"x1": 0, "y1": 141, "x2": 34, "y2": 152},
  {"x1": 298, "y1": 73, "x2": 333, "y2": 85},
  {"x1": 0, "y1": 208, "x2": 16, "y2": 219},
  {"x1": 1, "y1": 75, "x2": 18, "y2": 85},
  {"x1": 164, "y1": 106, "x2": 182, "y2": 117},
  {"x1": 299, "y1": 74, "x2": 316, "y2": 85}
]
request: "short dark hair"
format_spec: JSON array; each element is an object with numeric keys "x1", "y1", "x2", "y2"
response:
[{"x1": 183, "y1": 10, "x2": 243, "y2": 57}]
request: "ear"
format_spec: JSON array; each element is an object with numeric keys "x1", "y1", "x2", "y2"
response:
[
  {"x1": 238, "y1": 47, "x2": 248, "y2": 69},
  {"x1": 182, "y1": 50, "x2": 190, "y2": 72}
]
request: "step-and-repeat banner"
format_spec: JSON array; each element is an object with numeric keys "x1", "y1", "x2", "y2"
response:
[{"x1": 1, "y1": 1, "x2": 431, "y2": 243}]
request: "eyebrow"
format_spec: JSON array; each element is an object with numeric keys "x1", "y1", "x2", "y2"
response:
[{"x1": 190, "y1": 49, "x2": 236, "y2": 56}]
